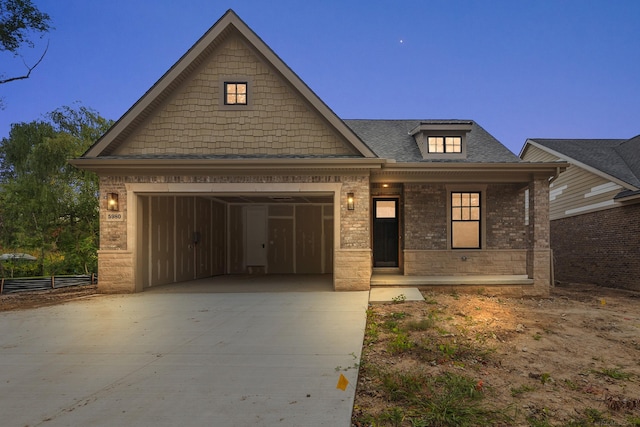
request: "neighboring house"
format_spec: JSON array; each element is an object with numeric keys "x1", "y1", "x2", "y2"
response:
[
  {"x1": 71, "y1": 10, "x2": 564, "y2": 295},
  {"x1": 521, "y1": 137, "x2": 640, "y2": 291}
]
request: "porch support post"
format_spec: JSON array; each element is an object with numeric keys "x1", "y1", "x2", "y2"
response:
[
  {"x1": 97, "y1": 178, "x2": 137, "y2": 293},
  {"x1": 334, "y1": 176, "x2": 372, "y2": 291},
  {"x1": 527, "y1": 178, "x2": 552, "y2": 296}
]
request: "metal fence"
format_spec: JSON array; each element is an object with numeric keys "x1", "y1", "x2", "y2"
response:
[{"x1": 0, "y1": 274, "x2": 97, "y2": 294}]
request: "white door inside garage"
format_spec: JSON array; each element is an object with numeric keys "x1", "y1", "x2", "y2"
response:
[{"x1": 225, "y1": 195, "x2": 334, "y2": 275}]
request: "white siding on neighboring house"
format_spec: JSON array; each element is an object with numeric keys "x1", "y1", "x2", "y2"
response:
[
  {"x1": 522, "y1": 145, "x2": 558, "y2": 162},
  {"x1": 523, "y1": 144, "x2": 620, "y2": 220}
]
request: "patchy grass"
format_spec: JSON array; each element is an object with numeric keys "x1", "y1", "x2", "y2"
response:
[{"x1": 352, "y1": 285, "x2": 640, "y2": 426}]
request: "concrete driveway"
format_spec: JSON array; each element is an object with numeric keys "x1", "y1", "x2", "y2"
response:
[{"x1": 0, "y1": 279, "x2": 369, "y2": 426}]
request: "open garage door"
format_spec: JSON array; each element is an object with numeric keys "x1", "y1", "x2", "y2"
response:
[{"x1": 138, "y1": 193, "x2": 334, "y2": 288}]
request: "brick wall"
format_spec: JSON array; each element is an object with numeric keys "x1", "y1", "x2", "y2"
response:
[
  {"x1": 551, "y1": 203, "x2": 640, "y2": 291},
  {"x1": 334, "y1": 249, "x2": 372, "y2": 290},
  {"x1": 100, "y1": 173, "x2": 369, "y2": 250},
  {"x1": 527, "y1": 179, "x2": 552, "y2": 295},
  {"x1": 98, "y1": 173, "x2": 372, "y2": 292},
  {"x1": 97, "y1": 250, "x2": 136, "y2": 293},
  {"x1": 404, "y1": 184, "x2": 447, "y2": 250},
  {"x1": 402, "y1": 183, "x2": 532, "y2": 286},
  {"x1": 404, "y1": 183, "x2": 527, "y2": 250},
  {"x1": 404, "y1": 250, "x2": 527, "y2": 275},
  {"x1": 340, "y1": 175, "x2": 371, "y2": 249},
  {"x1": 99, "y1": 178, "x2": 127, "y2": 250},
  {"x1": 486, "y1": 184, "x2": 527, "y2": 249}
]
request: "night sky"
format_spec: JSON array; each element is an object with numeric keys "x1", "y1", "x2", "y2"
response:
[{"x1": 2, "y1": 0, "x2": 639, "y2": 155}]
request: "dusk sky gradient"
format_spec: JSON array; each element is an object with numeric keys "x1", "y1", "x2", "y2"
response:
[{"x1": 1, "y1": 0, "x2": 639, "y2": 155}]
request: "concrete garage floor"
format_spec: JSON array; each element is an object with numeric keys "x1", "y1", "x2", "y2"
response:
[{"x1": 0, "y1": 275, "x2": 369, "y2": 426}]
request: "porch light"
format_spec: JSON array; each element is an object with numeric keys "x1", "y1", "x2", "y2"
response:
[
  {"x1": 347, "y1": 192, "x2": 355, "y2": 210},
  {"x1": 107, "y1": 193, "x2": 119, "y2": 211}
]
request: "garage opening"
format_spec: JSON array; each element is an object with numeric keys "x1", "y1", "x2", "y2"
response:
[{"x1": 137, "y1": 193, "x2": 334, "y2": 289}]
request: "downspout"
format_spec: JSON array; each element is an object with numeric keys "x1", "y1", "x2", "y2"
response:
[{"x1": 549, "y1": 165, "x2": 563, "y2": 184}]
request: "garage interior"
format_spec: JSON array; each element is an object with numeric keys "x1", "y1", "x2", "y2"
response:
[{"x1": 136, "y1": 193, "x2": 334, "y2": 289}]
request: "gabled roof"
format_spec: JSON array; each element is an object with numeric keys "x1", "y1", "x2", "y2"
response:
[
  {"x1": 81, "y1": 9, "x2": 376, "y2": 159},
  {"x1": 345, "y1": 119, "x2": 521, "y2": 163},
  {"x1": 71, "y1": 10, "x2": 565, "y2": 183},
  {"x1": 524, "y1": 137, "x2": 640, "y2": 189}
]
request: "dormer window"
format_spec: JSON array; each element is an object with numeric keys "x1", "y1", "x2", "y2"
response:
[
  {"x1": 410, "y1": 121, "x2": 472, "y2": 160},
  {"x1": 428, "y1": 136, "x2": 462, "y2": 154}
]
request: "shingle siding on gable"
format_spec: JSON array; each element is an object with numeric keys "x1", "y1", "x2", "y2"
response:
[{"x1": 114, "y1": 36, "x2": 355, "y2": 157}]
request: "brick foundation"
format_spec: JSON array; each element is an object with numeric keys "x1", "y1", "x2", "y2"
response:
[
  {"x1": 333, "y1": 249, "x2": 371, "y2": 291},
  {"x1": 97, "y1": 251, "x2": 136, "y2": 293},
  {"x1": 404, "y1": 250, "x2": 527, "y2": 275}
]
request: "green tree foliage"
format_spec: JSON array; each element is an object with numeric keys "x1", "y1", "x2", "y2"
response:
[
  {"x1": 0, "y1": 0, "x2": 50, "y2": 53},
  {"x1": 0, "y1": 105, "x2": 112, "y2": 276}
]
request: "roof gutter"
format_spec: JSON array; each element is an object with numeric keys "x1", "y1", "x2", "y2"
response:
[
  {"x1": 69, "y1": 157, "x2": 386, "y2": 175},
  {"x1": 371, "y1": 161, "x2": 569, "y2": 183}
]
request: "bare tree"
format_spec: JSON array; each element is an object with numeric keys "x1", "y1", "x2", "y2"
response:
[
  {"x1": 0, "y1": 0, "x2": 51, "y2": 85},
  {"x1": 0, "y1": 39, "x2": 47, "y2": 84}
]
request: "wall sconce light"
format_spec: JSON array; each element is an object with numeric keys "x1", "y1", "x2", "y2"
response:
[
  {"x1": 347, "y1": 192, "x2": 355, "y2": 210},
  {"x1": 107, "y1": 193, "x2": 119, "y2": 211}
]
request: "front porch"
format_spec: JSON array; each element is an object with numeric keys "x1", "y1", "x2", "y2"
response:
[{"x1": 370, "y1": 273, "x2": 536, "y2": 296}]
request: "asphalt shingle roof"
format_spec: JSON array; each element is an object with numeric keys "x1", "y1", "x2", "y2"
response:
[
  {"x1": 344, "y1": 119, "x2": 521, "y2": 163},
  {"x1": 528, "y1": 137, "x2": 640, "y2": 188}
]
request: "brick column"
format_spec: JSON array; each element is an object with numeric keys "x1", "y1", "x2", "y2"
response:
[
  {"x1": 98, "y1": 250, "x2": 136, "y2": 293},
  {"x1": 527, "y1": 178, "x2": 551, "y2": 295},
  {"x1": 98, "y1": 177, "x2": 135, "y2": 292},
  {"x1": 334, "y1": 176, "x2": 372, "y2": 291}
]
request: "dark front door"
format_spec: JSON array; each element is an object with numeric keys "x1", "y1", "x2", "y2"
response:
[{"x1": 373, "y1": 198, "x2": 399, "y2": 267}]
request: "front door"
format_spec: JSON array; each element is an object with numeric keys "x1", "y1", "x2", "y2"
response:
[{"x1": 373, "y1": 198, "x2": 399, "y2": 267}]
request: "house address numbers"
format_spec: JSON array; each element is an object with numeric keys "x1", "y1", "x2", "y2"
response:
[{"x1": 106, "y1": 213, "x2": 124, "y2": 221}]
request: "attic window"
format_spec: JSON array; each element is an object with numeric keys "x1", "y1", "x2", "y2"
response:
[
  {"x1": 428, "y1": 136, "x2": 462, "y2": 153},
  {"x1": 224, "y1": 82, "x2": 247, "y2": 105}
]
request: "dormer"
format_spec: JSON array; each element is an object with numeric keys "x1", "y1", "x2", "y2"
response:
[{"x1": 410, "y1": 121, "x2": 473, "y2": 160}]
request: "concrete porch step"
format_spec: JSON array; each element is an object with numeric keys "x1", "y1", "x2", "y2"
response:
[{"x1": 370, "y1": 274, "x2": 534, "y2": 286}]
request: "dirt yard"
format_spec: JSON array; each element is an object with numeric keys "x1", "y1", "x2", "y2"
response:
[
  {"x1": 0, "y1": 285, "x2": 98, "y2": 311},
  {"x1": 352, "y1": 283, "x2": 640, "y2": 426},
  {"x1": 2, "y1": 283, "x2": 639, "y2": 425}
]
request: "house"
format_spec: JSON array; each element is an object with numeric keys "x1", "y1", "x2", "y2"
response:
[
  {"x1": 70, "y1": 10, "x2": 565, "y2": 296},
  {"x1": 521, "y1": 137, "x2": 640, "y2": 291}
]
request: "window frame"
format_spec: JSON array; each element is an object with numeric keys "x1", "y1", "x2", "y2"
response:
[
  {"x1": 224, "y1": 81, "x2": 248, "y2": 105},
  {"x1": 219, "y1": 77, "x2": 253, "y2": 110},
  {"x1": 446, "y1": 185, "x2": 487, "y2": 250},
  {"x1": 427, "y1": 136, "x2": 463, "y2": 154}
]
